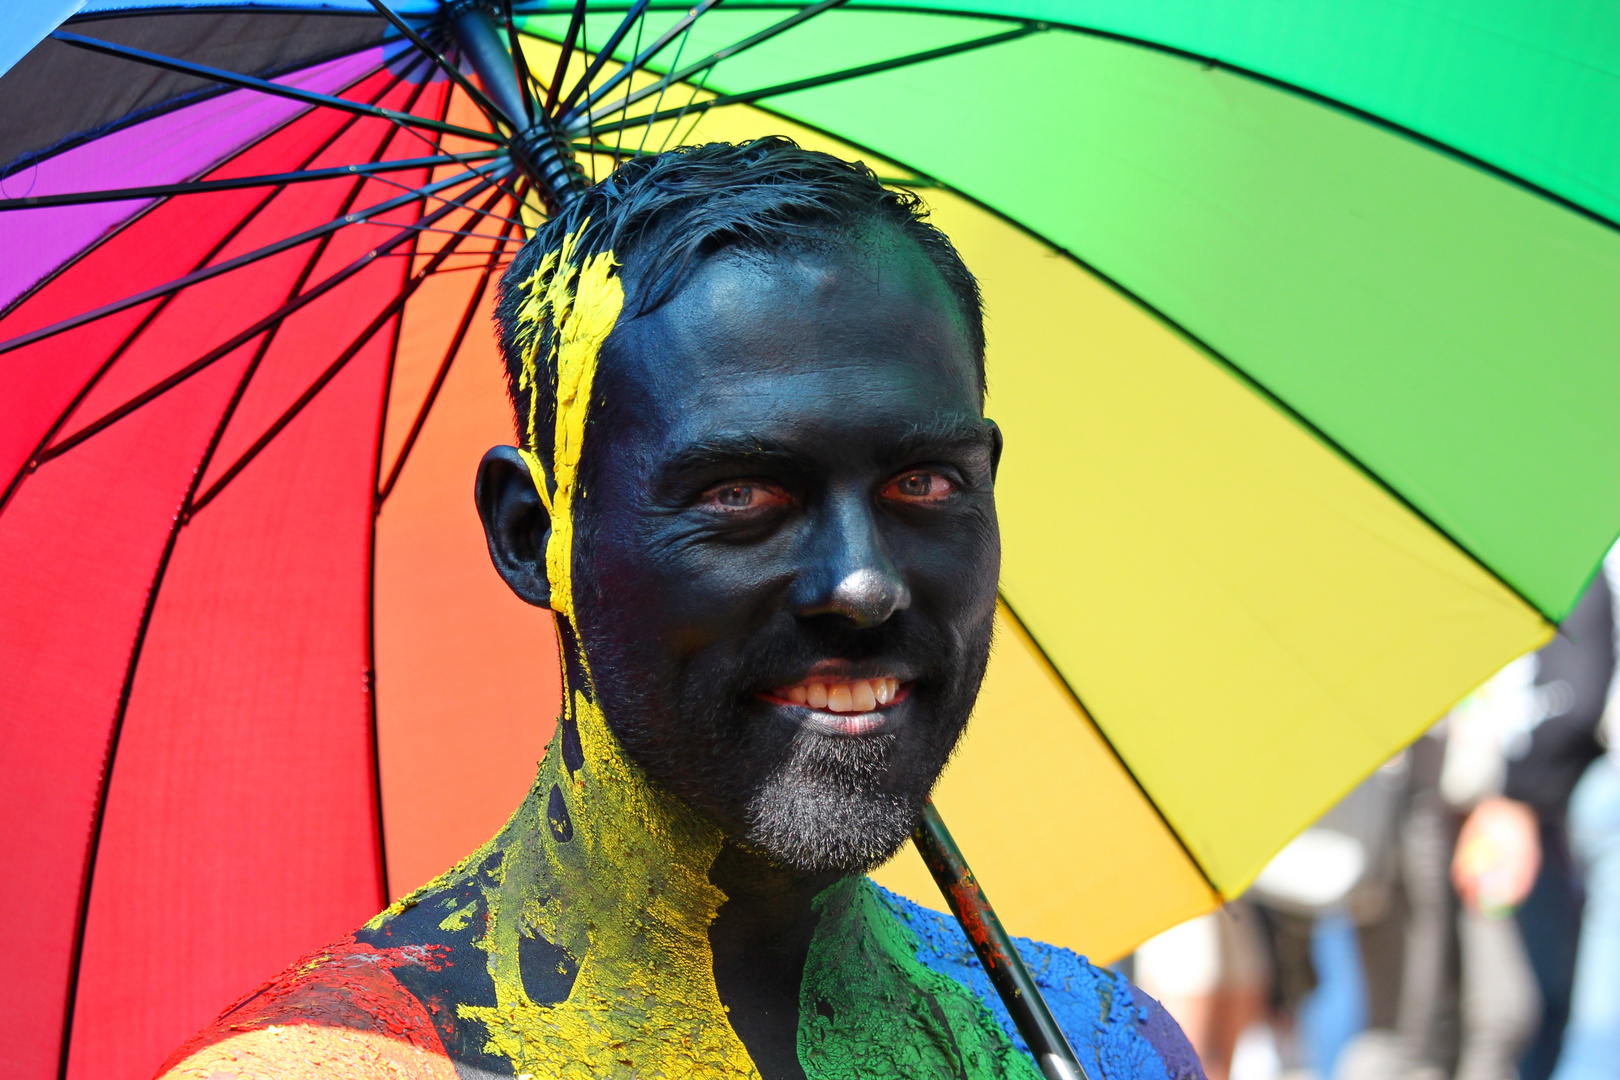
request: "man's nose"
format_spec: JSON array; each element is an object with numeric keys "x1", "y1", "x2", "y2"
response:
[{"x1": 793, "y1": 492, "x2": 910, "y2": 627}]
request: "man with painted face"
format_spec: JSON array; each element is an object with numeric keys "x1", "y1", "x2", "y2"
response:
[{"x1": 158, "y1": 139, "x2": 1202, "y2": 1080}]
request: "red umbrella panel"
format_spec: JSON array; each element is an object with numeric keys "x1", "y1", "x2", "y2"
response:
[{"x1": 0, "y1": 36, "x2": 560, "y2": 1079}]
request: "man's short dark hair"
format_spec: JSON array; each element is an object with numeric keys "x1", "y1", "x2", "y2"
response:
[{"x1": 492, "y1": 137, "x2": 984, "y2": 457}]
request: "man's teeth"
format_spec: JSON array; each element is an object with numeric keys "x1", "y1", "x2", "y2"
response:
[{"x1": 780, "y1": 677, "x2": 899, "y2": 713}]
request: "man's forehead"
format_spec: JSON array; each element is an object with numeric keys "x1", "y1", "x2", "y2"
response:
[
  {"x1": 606, "y1": 244, "x2": 977, "y2": 402},
  {"x1": 664, "y1": 410, "x2": 994, "y2": 466}
]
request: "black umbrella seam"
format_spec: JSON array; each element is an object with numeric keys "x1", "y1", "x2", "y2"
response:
[
  {"x1": 363, "y1": 62, "x2": 467, "y2": 910},
  {"x1": 994, "y1": 594, "x2": 1223, "y2": 900}
]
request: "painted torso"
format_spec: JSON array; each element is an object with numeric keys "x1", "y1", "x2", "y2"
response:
[{"x1": 157, "y1": 692, "x2": 1202, "y2": 1080}]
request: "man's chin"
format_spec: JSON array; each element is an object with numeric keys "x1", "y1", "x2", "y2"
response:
[{"x1": 740, "y1": 731, "x2": 930, "y2": 875}]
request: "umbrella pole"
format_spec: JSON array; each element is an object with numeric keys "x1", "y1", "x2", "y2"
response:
[
  {"x1": 448, "y1": 2, "x2": 588, "y2": 212},
  {"x1": 914, "y1": 801, "x2": 1091, "y2": 1080}
]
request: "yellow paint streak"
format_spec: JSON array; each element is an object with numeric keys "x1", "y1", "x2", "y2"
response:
[
  {"x1": 377, "y1": 682, "x2": 760, "y2": 1077},
  {"x1": 454, "y1": 689, "x2": 758, "y2": 1078},
  {"x1": 510, "y1": 223, "x2": 624, "y2": 622}
]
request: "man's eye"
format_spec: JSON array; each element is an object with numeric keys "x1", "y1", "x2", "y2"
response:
[
  {"x1": 882, "y1": 471, "x2": 955, "y2": 502},
  {"x1": 699, "y1": 481, "x2": 791, "y2": 511}
]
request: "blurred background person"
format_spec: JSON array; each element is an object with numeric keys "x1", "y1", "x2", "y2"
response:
[
  {"x1": 1441, "y1": 657, "x2": 1543, "y2": 1080},
  {"x1": 1455, "y1": 555, "x2": 1618, "y2": 1080},
  {"x1": 1133, "y1": 903, "x2": 1273, "y2": 1080}
]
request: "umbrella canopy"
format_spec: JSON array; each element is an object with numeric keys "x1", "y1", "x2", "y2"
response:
[{"x1": 2, "y1": 2, "x2": 1616, "y2": 1078}]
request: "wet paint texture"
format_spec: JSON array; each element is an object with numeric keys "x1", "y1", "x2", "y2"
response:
[
  {"x1": 367, "y1": 686, "x2": 759, "y2": 1078},
  {"x1": 877, "y1": 889, "x2": 1204, "y2": 1080},
  {"x1": 800, "y1": 878, "x2": 1043, "y2": 1079}
]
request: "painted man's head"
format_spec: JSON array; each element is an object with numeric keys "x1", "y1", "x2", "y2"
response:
[{"x1": 476, "y1": 137, "x2": 1000, "y2": 877}]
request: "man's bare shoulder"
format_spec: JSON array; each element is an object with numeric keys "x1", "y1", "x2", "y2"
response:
[
  {"x1": 159, "y1": 852, "x2": 526, "y2": 1080},
  {"x1": 155, "y1": 937, "x2": 461, "y2": 1080}
]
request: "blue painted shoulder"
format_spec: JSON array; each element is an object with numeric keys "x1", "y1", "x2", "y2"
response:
[{"x1": 870, "y1": 884, "x2": 1205, "y2": 1080}]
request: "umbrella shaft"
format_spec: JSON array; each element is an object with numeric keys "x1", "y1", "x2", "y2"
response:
[
  {"x1": 914, "y1": 801, "x2": 1090, "y2": 1080},
  {"x1": 449, "y1": 4, "x2": 528, "y2": 125},
  {"x1": 449, "y1": 5, "x2": 588, "y2": 212}
]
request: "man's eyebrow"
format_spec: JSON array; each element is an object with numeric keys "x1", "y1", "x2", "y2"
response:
[
  {"x1": 660, "y1": 434, "x2": 815, "y2": 480},
  {"x1": 892, "y1": 413, "x2": 995, "y2": 459}
]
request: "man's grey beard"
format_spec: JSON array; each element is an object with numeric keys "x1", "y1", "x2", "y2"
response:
[{"x1": 742, "y1": 731, "x2": 924, "y2": 875}]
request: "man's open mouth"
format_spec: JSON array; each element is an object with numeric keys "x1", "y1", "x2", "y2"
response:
[{"x1": 759, "y1": 674, "x2": 913, "y2": 736}]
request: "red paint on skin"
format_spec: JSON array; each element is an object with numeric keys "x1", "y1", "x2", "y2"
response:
[{"x1": 158, "y1": 937, "x2": 455, "y2": 1073}]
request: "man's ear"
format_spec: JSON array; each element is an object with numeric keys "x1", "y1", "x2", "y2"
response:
[{"x1": 475, "y1": 445, "x2": 552, "y2": 608}]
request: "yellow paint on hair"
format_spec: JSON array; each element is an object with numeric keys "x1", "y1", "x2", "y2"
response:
[{"x1": 510, "y1": 223, "x2": 624, "y2": 624}]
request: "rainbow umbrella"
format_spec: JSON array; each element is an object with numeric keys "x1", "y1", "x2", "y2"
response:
[{"x1": 2, "y1": 2, "x2": 1617, "y2": 1077}]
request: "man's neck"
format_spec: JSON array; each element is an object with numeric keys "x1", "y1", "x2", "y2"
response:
[{"x1": 709, "y1": 843, "x2": 843, "y2": 1080}]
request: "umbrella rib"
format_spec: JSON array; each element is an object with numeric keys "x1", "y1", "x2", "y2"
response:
[
  {"x1": 36, "y1": 180, "x2": 496, "y2": 464},
  {"x1": 366, "y1": 219, "x2": 528, "y2": 241},
  {"x1": 563, "y1": 0, "x2": 726, "y2": 125},
  {"x1": 576, "y1": 22, "x2": 1038, "y2": 137},
  {"x1": 583, "y1": 0, "x2": 849, "y2": 130},
  {"x1": 635, "y1": 20, "x2": 694, "y2": 155},
  {"x1": 356, "y1": 158, "x2": 529, "y2": 227},
  {"x1": 0, "y1": 48, "x2": 423, "y2": 324},
  {"x1": 610, "y1": 13, "x2": 647, "y2": 169},
  {"x1": 181, "y1": 60, "x2": 449, "y2": 460},
  {"x1": 661, "y1": 55, "x2": 715, "y2": 152},
  {"x1": 0, "y1": 60, "x2": 430, "y2": 519},
  {"x1": 49, "y1": 31, "x2": 505, "y2": 146},
  {"x1": 189, "y1": 185, "x2": 509, "y2": 516},
  {"x1": 557, "y1": 0, "x2": 652, "y2": 116},
  {"x1": 26, "y1": 63, "x2": 449, "y2": 465},
  {"x1": 500, "y1": 0, "x2": 541, "y2": 123},
  {"x1": 361, "y1": 0, "x2": 517, "y2": 132},
  {"x1": 996, "y1": 595, "x2": 1223, "y2": 898},
  {"x1": 0, "y1": 152, "x2": 505, "y2": 211},
  {"x1": 377, "y1": 204, "x2": 526, "y2": 505},
  {"x1": 0, "y1": 165, "x2": 508, "y2": 359},
  {"x1": 544, "y1": 0, "x2": 590, "y2": 114},
  {"x1": 359, "y1": 52, "x2": 468, "y2": 908}
]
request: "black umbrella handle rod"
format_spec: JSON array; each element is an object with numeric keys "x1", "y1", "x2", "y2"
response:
[{"x1": 914, "y1": 801, "x2": 1091, "y2": 1080}]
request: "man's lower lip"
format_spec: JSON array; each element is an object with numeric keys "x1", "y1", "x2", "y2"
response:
[{"x1": 797, "y1": 710, "x2": 889, "y2": 737}]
